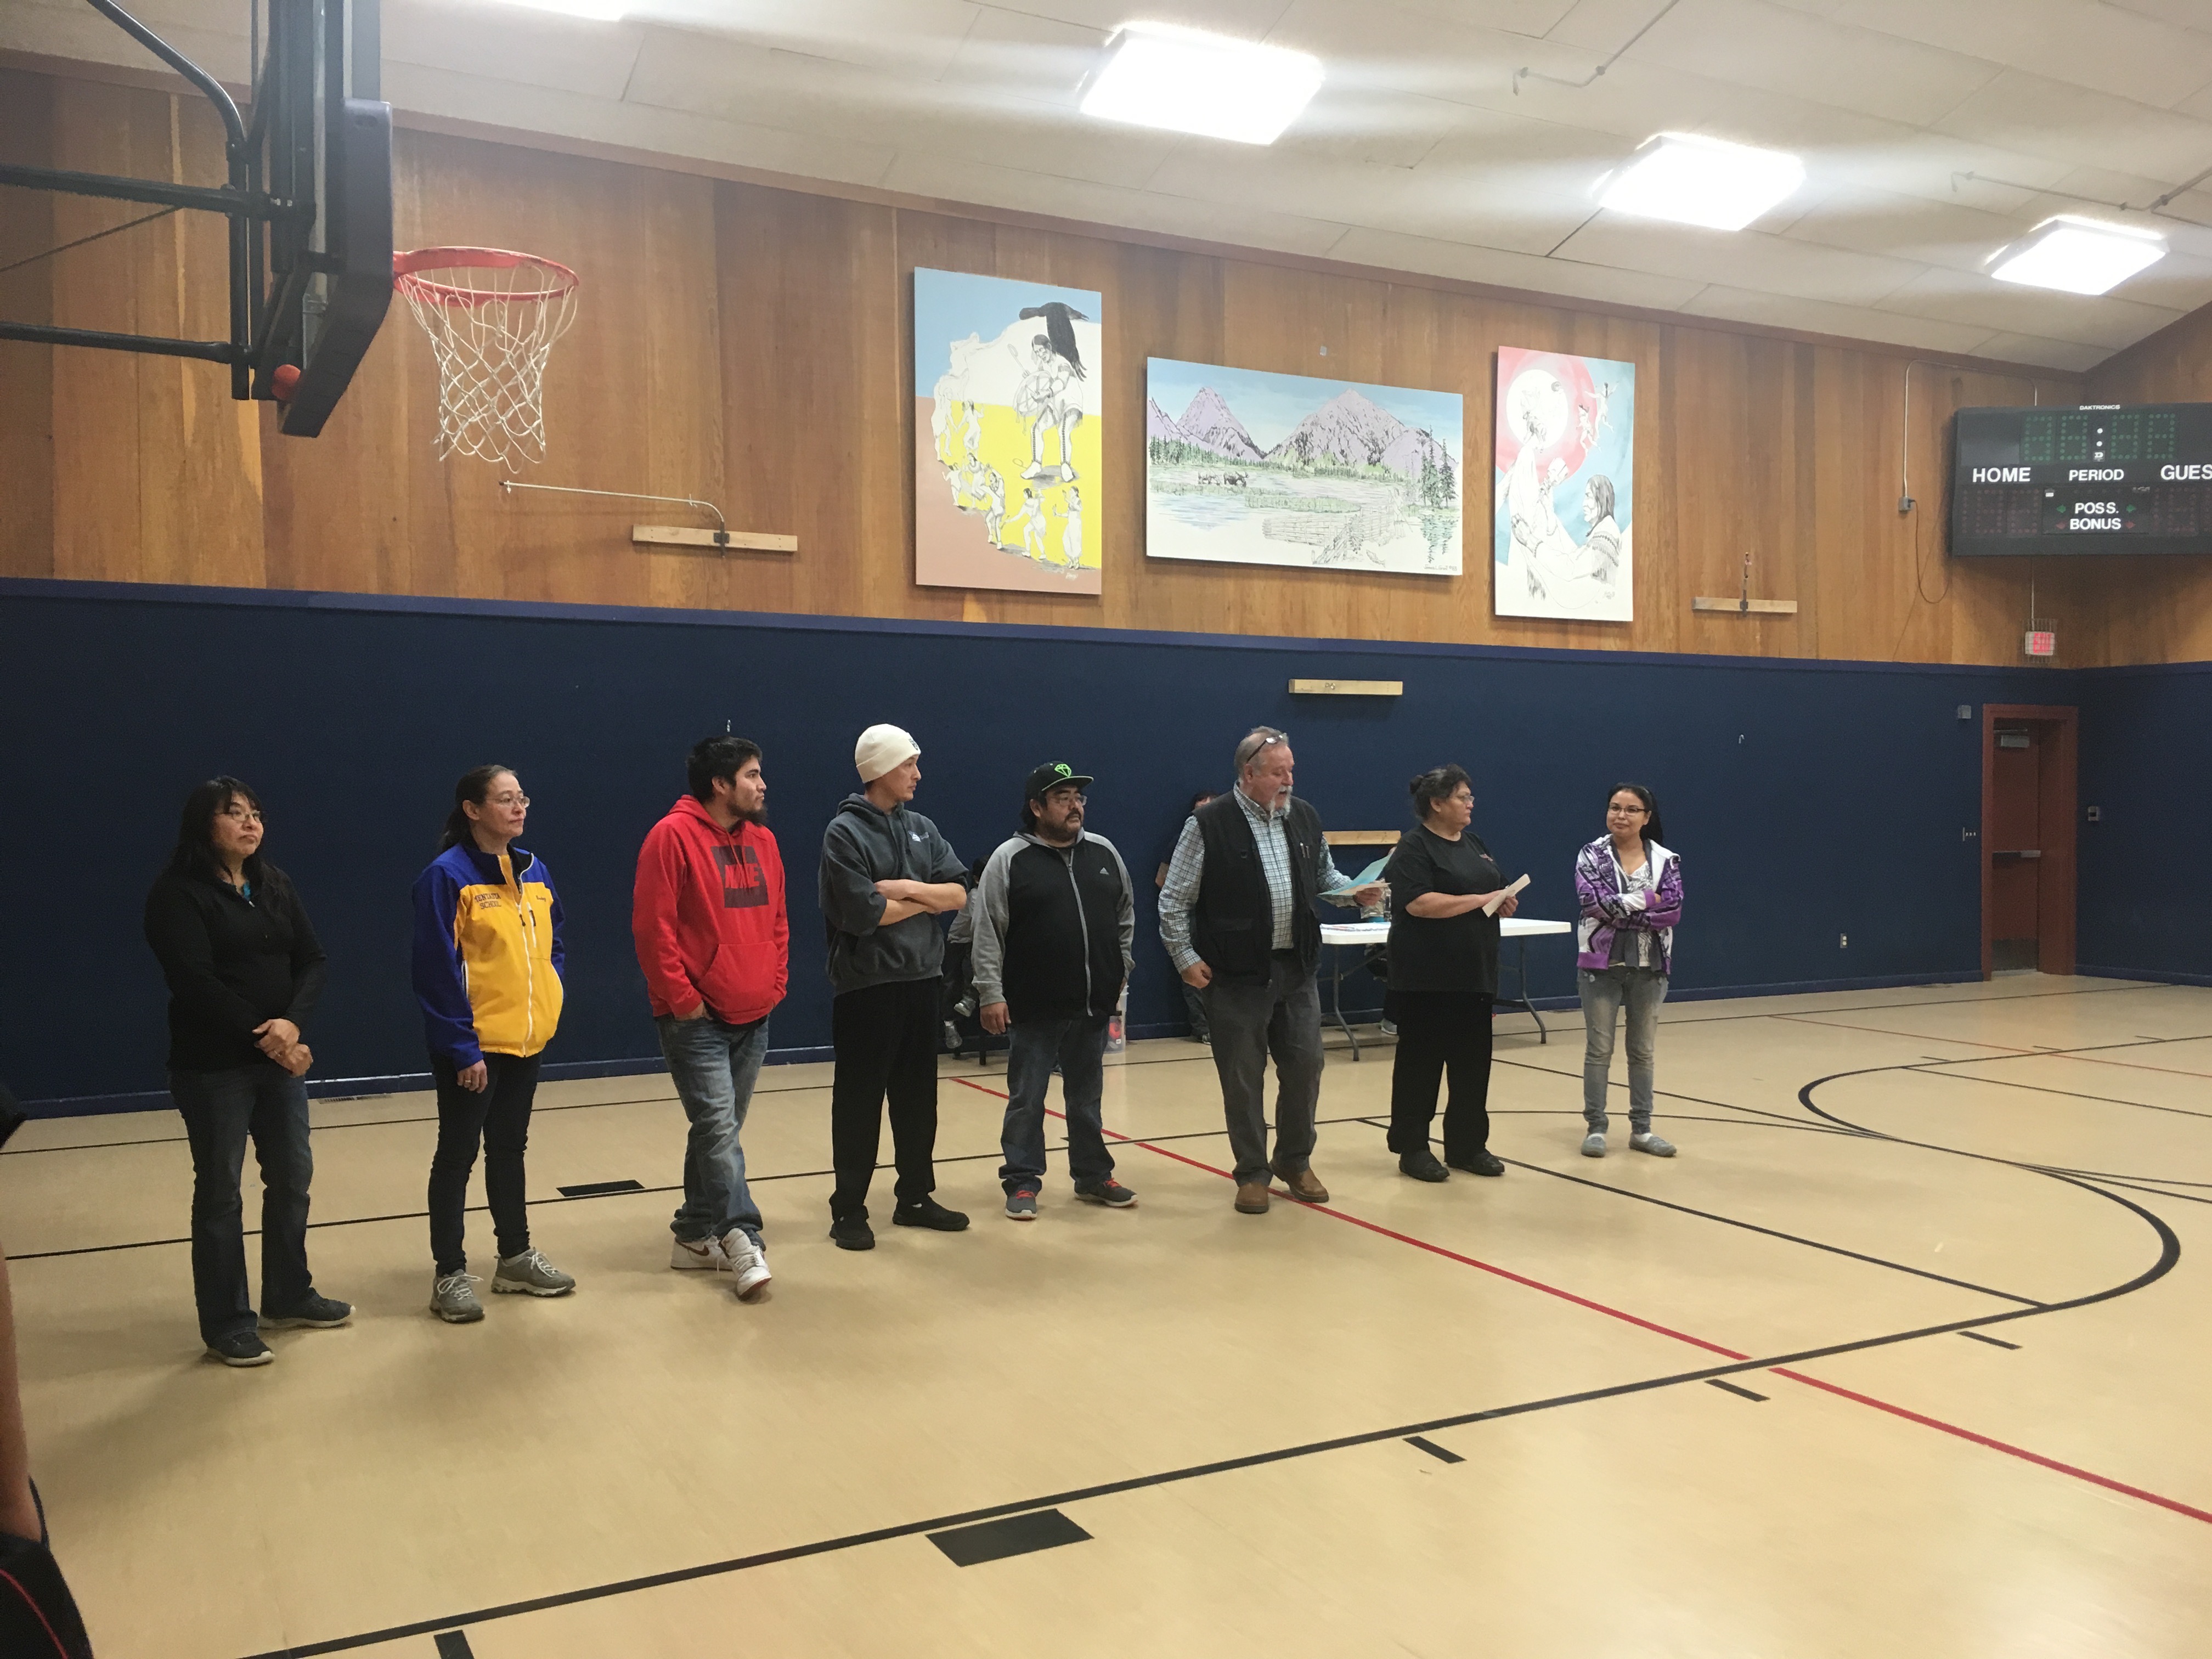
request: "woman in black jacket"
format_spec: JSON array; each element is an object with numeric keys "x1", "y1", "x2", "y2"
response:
[
  {"x1": 143, "y1": 778, "x2": 350, "y2": 1367},
  {"x1": 1383, "y1": 765, "x2": 1520, "y2": 1183}
]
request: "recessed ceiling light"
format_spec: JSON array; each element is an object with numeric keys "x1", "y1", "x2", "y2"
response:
[
  {"x1": 1080, "y1": 22, "x2": 1324, "y2": 145},
  {"x1": 499, "y1": 0, "x2": 627, "y2": 20},
  {"x1": 1990, "y1": 215, "x2": 2166, "y2": 296},
  {"x1": 1596, "y1": 133, "x2": 1805, "y2": 232}
]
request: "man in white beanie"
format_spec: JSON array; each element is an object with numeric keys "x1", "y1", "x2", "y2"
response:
[{"x1": 817, "y1": 725, "x2": 973, "y2": 1250}]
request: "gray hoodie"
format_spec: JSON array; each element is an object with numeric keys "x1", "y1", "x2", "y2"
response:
[{"x1": 819, "y1": 793, "x2": 969, "y2": 994}]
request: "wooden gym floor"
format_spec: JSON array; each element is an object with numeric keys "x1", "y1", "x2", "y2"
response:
[{"x1": 5, "y1": 974, "x2": 2210, "y2": 1658}]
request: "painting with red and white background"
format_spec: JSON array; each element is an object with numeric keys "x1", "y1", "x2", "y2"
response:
[{"x1": 1494, "y1": 347, "x2": 1637, "y2": 623}]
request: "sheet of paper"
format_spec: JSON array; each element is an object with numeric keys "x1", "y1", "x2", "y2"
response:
[
  {"x1": 1322, "y1": 856, "x2": 1389, "y2": 898},
  {"x1": 1482, "y1": 873, "x2": 1530, "y2": 917}
]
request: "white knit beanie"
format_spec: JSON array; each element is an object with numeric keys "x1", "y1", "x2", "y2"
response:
[{"x1": 854, "y1": 724, "x2": 920, "y2": 783}]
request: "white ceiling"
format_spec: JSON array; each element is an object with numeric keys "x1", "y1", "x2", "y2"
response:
[{"x1": 11, "y1": 0, "x2": 2212, "y2": 369}]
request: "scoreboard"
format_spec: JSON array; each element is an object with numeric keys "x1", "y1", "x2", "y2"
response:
[{"x1": 1951, "y1": 403, "x2": 2212, "y2": 556}]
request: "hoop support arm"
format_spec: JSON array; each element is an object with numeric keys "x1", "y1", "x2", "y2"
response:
[
  {"x1": 0, "y1": 320, "x2": 236, "y2": 362},
  {"x1": 0, "y1": 165, "x2": 276, "y2": 219}
]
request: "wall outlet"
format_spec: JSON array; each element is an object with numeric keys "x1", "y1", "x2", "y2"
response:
[
  {"x1": 1839, "y1": 933, "x2": 1849, "y2": 948},
  {"x1": 2086, "y1": 805, "x2": 2102, "y2": 823},
  {"x1": 1956, "y1": 704, "x2": 1972, "y2": 720}
]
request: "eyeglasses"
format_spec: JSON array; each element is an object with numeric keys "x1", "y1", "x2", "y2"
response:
[
  {"x1": 1607, "y1": 804, "x2": 1648, "y2": 815},
  {"x1": 487, "y1": 793, "x2": 530, "y2": 808},
  {"x1": 218, "y1": 806, "x2": 264, "y2": 825}
]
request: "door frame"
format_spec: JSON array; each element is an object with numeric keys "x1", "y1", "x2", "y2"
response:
[{"x1": 1980, "y1": 703, "x2": 2079, "y2": 979}]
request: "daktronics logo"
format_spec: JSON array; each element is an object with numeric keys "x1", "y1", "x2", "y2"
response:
[
  {"x1": 1971, "y1": 466, "x2": 2032, "y2": 484},
  {"x1": 2162, "y1": 463, "x2": 2212, "y2": 481}
]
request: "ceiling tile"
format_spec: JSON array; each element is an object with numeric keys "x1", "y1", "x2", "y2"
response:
[
  {"x1": 386, "y1": 0, "x2": 646, "y2": 101},
  {"x1": 984, "y1": 1, "x2": 1302, "y2": 36},
  {"x1": 1778, "y1": 183, "x2": 2032, "y2": 274},
  {"x1": 1932, "y1": 69, "x2": 2212, "y2": 184},
  {"x1": 1622, "y1": 0, "x2": 2003, "y2": 128},
  {"x1": 1875, "y1": 264, "x2": 2180, "y2": 352},
  {"x1": 644, "y1": 0, "x2": 982, "y2": 81},
  {"x1": 1555, "y1": 213, "x2": 1926, "y2": 306},
  {"x1": 1327, "y1": 224, "x2": 1710, "y2": 308},
  {"x1": 1964, "y1": 332, "x2": 2113, "y2": 373},
  {"x1": 1676, "y1": 283, "x2": 1998, "y2": 353},
  {"x1": 1545, "y1": 0, "x2": 1698, "y2": 54},
  {"x1": 881, "y1": 149, "x2": 1356, "y2": 258},
  {"x1": 1831, "y1": 0, "x2": 2212, "y2": 112},
  {"x1": 936, "y1": 8, "x2": 1109, "y2": 110}
]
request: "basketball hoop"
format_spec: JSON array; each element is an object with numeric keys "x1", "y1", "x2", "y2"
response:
[{"x1": 393, "y1": 247, "x2": 580, "y2": 470}]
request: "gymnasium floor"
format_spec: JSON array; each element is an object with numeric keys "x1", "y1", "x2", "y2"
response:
[{"x1": 6, "y1": 974, "x2": 2210, "y2": 1658}]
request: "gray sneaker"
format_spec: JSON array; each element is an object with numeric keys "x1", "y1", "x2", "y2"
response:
[
  {"x1": 1004, "y1": 1189, "x2": 1039, "y2": 1221},
  {"x1": 430, "y1": 1270, "x2": 484, "y2": 1323},
  {"x1": 492, "y1": 1248, "x2": 576, "y2": 1296},
  {"x1": 1581, "y1": 1131, "x2": 1607, "y2": 1158},
  {"x1": 1630, "y1": 1131, "x2": 1677, "y2": 1157}
]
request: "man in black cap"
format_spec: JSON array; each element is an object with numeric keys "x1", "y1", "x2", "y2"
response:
[{"x1": 970, "y1": 763, "x2": 1137, "y2": 1221}]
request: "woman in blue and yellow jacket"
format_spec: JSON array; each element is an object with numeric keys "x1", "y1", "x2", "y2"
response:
[{"x1": 411, "y1": 764, "x2": 577, "y2": 1323}]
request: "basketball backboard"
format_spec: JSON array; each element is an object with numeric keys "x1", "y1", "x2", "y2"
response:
[{"x1": 0, "y1": 0, "x2": 393, "y2": 437}]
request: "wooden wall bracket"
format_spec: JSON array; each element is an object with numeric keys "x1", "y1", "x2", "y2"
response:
[
  {"x1": 1324, "y1": 830, "x2": 1402, "y2": 845},
  {"x1": 631, "y1": 525, "x2": 798, "y2": 553},
  {"x1": 1694, "y1": 552, "x2": 1798, "y2": 615},
  {"x1": 1289, "y1": 678, "x2": 1403, "y2": 696}
]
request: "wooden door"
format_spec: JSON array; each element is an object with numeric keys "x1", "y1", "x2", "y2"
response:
[{"x1": 1980, "y1": 704, "x2": 2078, "y2": 978}]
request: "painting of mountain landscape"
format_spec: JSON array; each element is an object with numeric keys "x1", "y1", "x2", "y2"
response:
[{"x1": 1144, "y1": 359, "x2": 1463, "y2": 576}]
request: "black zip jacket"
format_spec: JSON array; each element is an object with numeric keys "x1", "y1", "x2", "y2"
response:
[
  {"x1": 143, "y1": 865, "x2": 328, "y2": 1073},
  {"x1": 970, "y1": 830, "x2": 1135, "y2": 1023}
]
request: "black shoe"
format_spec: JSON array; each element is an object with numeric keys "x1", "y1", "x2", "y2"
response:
[
  {"x1": 261, "y1": 1293, "x2": 353, "y2": 1330},
  {"x1": 892, "y1": 1198, "x2": 971, "y2": 1232},
  {"x1": 1398, "y1": 1149, "x2": 1450, "y2": 1183},
  {"x1": 205, "y1": 1330, "x2": 274, "y2": 1367},
  {"x1": 1447, "y1": 1152, "x2": 1506, "y2": 1177},
  {"x1": 830, "y1": 1215, "x2": 876, "y2": 1251}
]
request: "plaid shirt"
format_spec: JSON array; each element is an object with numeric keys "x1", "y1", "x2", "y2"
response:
[{"x1": 1157, "y1": 786, "x2": 1358, "y2": 972}]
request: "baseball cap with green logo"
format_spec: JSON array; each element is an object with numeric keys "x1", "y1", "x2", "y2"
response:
[{"x1": 1023, "y1": 761, "x2": 1094, "y2": 804}]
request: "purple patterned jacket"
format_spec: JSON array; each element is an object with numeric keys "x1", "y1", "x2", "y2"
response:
[{"x1": 1575, "y1": 836, "x2": 1683, "y2": 973}]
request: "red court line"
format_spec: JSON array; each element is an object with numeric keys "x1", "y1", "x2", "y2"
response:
[{"x1": 952, "y1": 1075, "x2": 2212, "y2": 1530}]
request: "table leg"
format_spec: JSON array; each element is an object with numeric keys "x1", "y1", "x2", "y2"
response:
[
  {"x1": 1497, "y1": 937, "x2": 1546, "y2": 1043},
  {"x1": 1331, "y1": 947, "x2": 1361, "y2": 1060}
]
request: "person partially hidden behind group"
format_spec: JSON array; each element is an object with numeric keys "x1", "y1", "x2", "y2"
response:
[
  {"x1": 971, "y1": 761, "x2": 1140, "y2": 1221},
  {"x1": 818, "y1": 725, "x2": 974, "y2": 1251},
  {"x1": 144, "y1": 777, "x2": 351, "y2": 1368},
  {"x1": 1158, "y1": 727, "x2": 1385, "y2": 1215},
  {"x1": 1575, "y1": 783, "x2": 1682, "y2": 1159},
  {"x1": 1384, "y1": 765, "x2": 1518, "y2": 1183},
  {"x1": 413, "y1": 765, "x2": 577, "y2": 1322},
  {"x1": 633, "y1": 736, "x2": 785, "y2": 1301}
]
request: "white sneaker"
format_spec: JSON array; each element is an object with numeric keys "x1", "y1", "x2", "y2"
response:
[
  {"x1": 721, "y1": 1232, "x2": 772, "y2": 1303},
  {"x1": 670, "y1": 1234, "x2": 726, "y2": 1272}
]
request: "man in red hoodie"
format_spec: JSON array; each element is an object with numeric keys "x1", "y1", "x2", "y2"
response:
[{"x1": 633, "y1": 736, "x2": 788, "y2": 1301}]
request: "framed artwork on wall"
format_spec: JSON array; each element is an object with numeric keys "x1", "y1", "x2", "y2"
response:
[
  {"x1": 913, "y1": 268, "x2": 1103, "y2": 594},
  {"x1": 1144, "y1": 358, "x2": 1462, "y2": 575},
  {"x1": 1492, "y1": 347, "x2": 1635, "y2": 622}
]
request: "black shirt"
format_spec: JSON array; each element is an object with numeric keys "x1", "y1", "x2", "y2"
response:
[
  {"x1": 144, "y1": 864, "x2": 328, "y2": 1073},
  {"x1": 1384, "y1": 825, "x2": 1503, "y2": 996}
]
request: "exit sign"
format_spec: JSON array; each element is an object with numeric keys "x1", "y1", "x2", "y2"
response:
[{"x1": 2025, "y1": 630, "x2": 2057, "y2": 657}]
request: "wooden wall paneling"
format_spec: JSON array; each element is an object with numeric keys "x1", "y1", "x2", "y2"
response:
[{"x1": 0, "y1": 70, "x2": 56, "y2": 582}]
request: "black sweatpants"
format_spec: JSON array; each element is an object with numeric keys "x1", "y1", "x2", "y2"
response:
[
  {"x1": 829, "y1": 977, "x2": 943, "y2": 1221},
  {"x1": 1385, "y1": 990, "x2": 1494, "y2": 1164},
  {"x1": 428, "y1": 1052, "x2": 540, "y2": 1275}
]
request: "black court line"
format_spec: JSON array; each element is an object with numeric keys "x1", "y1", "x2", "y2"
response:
[
  {"x1": 1490, "y1": 1155, "x2": 2046, "y2": 1307},
  {"x1": 928, "y1": 1508, "x2": 1090, "y2": 1566},
  {"x1": 1405, "y1": 1435, "x2": 1463, "y2": 1464},
  {"x1": 1909, "y1": 1065, "x2": 2212, "y2": 1123},
  {"x1": 1959, "y1": 1330, "x2": 2021, "y2": 1350},
  {"x1": 1707, "y1": 1379, "x2": 1768, "y2": 1402}
]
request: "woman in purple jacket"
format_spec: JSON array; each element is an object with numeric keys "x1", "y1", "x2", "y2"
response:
[{"x1": 1575, "y1": 783, "x2": 1683, "y2": 1159}]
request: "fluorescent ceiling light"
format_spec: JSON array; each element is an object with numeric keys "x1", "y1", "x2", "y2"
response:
[
  {"x1": 1990, "y1": 215, "x2": 2166, "y2": 296},
  {"x1": 1596, "y1": 133, "x2": 1804, "y2": 232},
  {"x1": 500, "y1": 0, "x2": 627, "y2": 20},
  {"x1": 1080, "y1": 22, "x2": 1323, "y2": 145}
]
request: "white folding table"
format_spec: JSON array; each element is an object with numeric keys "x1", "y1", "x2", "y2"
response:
[{"x1": 1318, "y1": 917, "x2": 1574, "y2": 1059}]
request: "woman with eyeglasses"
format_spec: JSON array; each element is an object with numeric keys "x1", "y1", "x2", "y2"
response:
[
  {"x1": 413, "y1": 765, "x2": 575, "y2": 1323},
  {"x1": 144, "y1": 778, "x2": 351, "y2": 1367},
  {"x1": 1575, "y1": 783, "x2": 1683, "y2": 1158},
  {"x1": 1383, "y1": 765, "x2": 1517, "y2": 1182}
]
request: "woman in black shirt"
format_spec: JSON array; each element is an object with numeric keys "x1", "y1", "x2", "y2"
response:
[
  {"x1": 1384, "y1": 766, "x2": 1520, "y2": 1182},
  {"x1": 143, "y1": 778, "x2": 350, "y2": 1367}
]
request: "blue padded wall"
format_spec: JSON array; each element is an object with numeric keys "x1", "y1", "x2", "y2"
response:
[
  {"x1": 0, "y1": 579, "x2": 2115, "y2": 1108},
  {"x1": 2079, "y1": 660, "x2": 2212, "y2": 985}
]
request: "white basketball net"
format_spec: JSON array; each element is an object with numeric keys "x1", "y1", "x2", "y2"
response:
[{"x1": 393, "y1": 248, "x2": 580, "y2": 470}]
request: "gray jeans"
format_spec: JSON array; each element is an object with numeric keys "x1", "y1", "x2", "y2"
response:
[
  {"x1": 1203, "y1": 953, "x2": 1324, "y2": 1184},
  {"x1": 1578, "y1": 966, "x2": 1668, "y2": 1131}
]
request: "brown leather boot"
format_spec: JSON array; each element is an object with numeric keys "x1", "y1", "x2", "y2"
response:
[
  {"x1": 1274, "y1": 1165, "x2": 1329, "y2": 1204},
  {"x1": 1234, "y1": 1181, "x2": 1271, "y2": 1214}
]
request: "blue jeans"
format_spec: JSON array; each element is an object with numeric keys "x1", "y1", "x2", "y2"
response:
[
  {"x1": 657, "y1": 1014, "x2": 768, "y2": 1246},
  {"x1": 170, "y1": 1065, "x2": 315, "y2": 1342},
  {"x1": 998, "y1": 1015, "x2": 1114, "y2": 1195},
  {"x1": 1578, "y1": 966, "x2": 1668, "y2": 1131}
]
